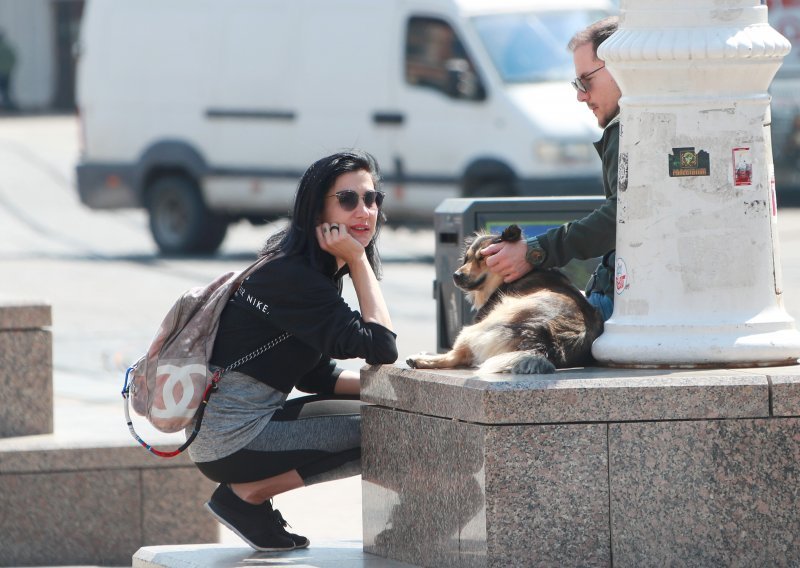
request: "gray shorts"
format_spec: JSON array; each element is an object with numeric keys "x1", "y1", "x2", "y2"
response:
[{"x1": 195, "y1": 394, "x2": 363, "y2": 485}]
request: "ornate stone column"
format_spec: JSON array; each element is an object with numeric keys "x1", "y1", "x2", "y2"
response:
[{"x1": 592, "y1": 0, "x2": 800, "y2": 367}]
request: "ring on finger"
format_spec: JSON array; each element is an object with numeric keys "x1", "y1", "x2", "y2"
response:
[{"x1": 330, "y1": 225, "x2": 340, "y2": 232}]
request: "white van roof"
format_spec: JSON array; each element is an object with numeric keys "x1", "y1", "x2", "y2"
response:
[{"x1": 454, "y1": 0, "x2": 613, "y2": 17}]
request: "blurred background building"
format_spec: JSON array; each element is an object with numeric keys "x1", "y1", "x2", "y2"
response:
[
  {"x1": 769, "y1": 0, "x2": 800, "y2": 193},
  {"x1": 0, "y1": 0, "x2": 83, "y2": 111}
]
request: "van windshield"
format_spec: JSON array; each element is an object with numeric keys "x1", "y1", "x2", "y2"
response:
[{"x1": 472, "y1": 10, "x2": 609, "y2": 84}]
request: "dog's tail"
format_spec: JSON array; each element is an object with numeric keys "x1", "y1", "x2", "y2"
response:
[{"x1": 478, "y1": 351, "x2": 556, "y2": 374}]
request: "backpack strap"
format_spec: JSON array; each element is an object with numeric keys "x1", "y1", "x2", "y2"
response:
[{"x1": 223, "y1": 331, "x2": 292, "y2": 373}]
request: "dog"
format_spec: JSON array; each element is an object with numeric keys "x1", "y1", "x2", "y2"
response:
[{"x1": 406, "y1": 224, "x2": 604, "y2": 374}]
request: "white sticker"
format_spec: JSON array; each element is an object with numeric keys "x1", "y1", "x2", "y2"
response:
[
  {"x1": 770, "y1": 174, "x2": 777, "y2": 217},
  {"x1": 615, "y1": 257, "x2": 629, "y2": 295}
]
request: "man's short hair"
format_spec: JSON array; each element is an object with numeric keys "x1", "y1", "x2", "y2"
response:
[{"x1": 568, "y1": 16, "x2": 619, "y2": 56}]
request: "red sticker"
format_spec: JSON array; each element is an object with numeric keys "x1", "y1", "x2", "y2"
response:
[
  {"x1": 615, "y1": 258, "x2": 629, "y2": 295},
  {"x1": 733, "y1": 147, "x2": 753, "y2": 186}
]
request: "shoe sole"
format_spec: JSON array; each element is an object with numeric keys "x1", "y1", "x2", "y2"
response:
[{"x1": 204, "y1": 502, "x2": 296, "y2": 552}]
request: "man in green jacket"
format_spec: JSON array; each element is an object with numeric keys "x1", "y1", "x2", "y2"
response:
[{"x1": 483, "y1": 16, "x2": 621, "y2": 321}]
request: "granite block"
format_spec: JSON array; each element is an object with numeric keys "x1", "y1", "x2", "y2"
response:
[
  {"x1": 484, "y1": 423, "x2": 609, "y2": 567},
  {"x1": 0, "y1": 441, "x2": 196, "y2": 474},
  {"x1": 758, "y1": 365, "x2": 800, "y2": 416},
  {"x1": 0, "y1": 302, "x2": 51, "y2": 329},
  {"x1": 363, "y1": 405, "x2": 486, "y2": 568},
  {"x1": 362, "y1": 406, "x2": 610, "y2": 568},
  {"x1": 142, "y1": 468, "x2": 217, "y2": 545},
  {"x1": 0, "y1": 442, "x2": 217, "y2": 566},
  {"x1": 609, "y1": 418, "x2": 800, "y2": 567},
  {"x1": 0, "y1": 469, "x2": 142, "y2": 566},
  {"x1": 0, "y1": 329, "x2": 53, "y2": 437},
  {"x1": 362, "y1": 364, "x2": 769, "y2": 424}
]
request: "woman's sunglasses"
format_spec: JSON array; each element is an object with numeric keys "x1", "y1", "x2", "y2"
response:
[{"x1": 329, "y1": 189, "x2": 385, "y2": 211}]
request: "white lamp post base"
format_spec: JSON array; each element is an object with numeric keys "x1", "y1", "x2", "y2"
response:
[{"x1": 592, "y1": 0, "x2": 800, "y2": 367}]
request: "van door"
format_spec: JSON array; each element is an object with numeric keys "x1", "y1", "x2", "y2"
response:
[
  {"x1": 205, "y1": 0, "x2": 397, "y2": 216},
  {"x1": 291, "y1": 0, "x2": 397, "y2": 188},
  {"x1": 205, "y1": 3, "x2": 305, "y2": 214},
  {"x1": 389, "y1": 5, "x2": 496, "y2": 217}
]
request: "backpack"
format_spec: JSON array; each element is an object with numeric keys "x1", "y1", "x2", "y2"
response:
[{"x1": 121, "y1": 255, "x2": 290, "y2": 457}]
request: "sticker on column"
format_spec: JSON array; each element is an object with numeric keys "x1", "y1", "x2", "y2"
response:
[
  {"x1": 615, "y1": 257, "x2": 629, "y2": 295},
  {"x1": 732, "y1": 147, "x2": 753, "y2": 187},
  {"x1": 668, "y1": 147, "x2": 709, "y2": 177},
  {"x1": 618, "y1": 152, "x2": 628, "y2": 192},
  {"x1": 770, "y1": 173, "x2": 777, "y2": 217}
]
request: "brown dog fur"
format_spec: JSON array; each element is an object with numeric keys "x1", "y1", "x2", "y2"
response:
[{"x1": 406, "y1": 225, "x2": 604, "y2": 374}]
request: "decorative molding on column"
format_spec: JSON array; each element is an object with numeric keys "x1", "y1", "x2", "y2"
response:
[{"x1": 600, "y1": 25, "x2": 790, "y2": 63}]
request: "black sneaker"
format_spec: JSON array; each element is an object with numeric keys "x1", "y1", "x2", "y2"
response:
[
  {"x1": 205, "y1": 484, "x2": 295, "y2": 552},
  {"x1": 271, "y1": 505, "x2": 310, "y2": 549}
]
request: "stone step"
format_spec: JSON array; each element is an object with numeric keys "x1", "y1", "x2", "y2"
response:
[{"x1": 133, "y1": 543, "x2": 415, "y2": 568}]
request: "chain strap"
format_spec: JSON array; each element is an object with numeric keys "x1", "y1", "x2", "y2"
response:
[{"x1": 222, "y1": 331, "x2": 292, "y2": 373}]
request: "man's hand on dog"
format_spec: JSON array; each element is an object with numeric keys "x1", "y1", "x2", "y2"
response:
[{"x1": 482, "y1": 239, "x2": 533, "y2": 283}]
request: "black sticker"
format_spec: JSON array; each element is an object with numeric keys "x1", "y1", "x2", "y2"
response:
[{"x1": 668, "y1": 147, "x2": 710, "y2": 177}]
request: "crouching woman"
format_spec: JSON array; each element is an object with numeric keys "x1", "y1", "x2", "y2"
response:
[{"x1": 187, "y1": 150, "x2": 397, "y2": 551}]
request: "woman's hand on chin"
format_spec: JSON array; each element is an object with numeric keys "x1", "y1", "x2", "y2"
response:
[{"x1": 316, "y1": 223, "x2": 366, "y2": 267}]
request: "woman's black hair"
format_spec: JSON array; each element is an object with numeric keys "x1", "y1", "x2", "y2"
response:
[{"x1": 259, "y1": 150, "x2": 385, "y2": 279}]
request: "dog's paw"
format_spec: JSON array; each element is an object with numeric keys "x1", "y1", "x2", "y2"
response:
[
  {"x1": 406, "y1": 352, "x2": 432, "y2": 368},
  {"x1": 512, "y1": 355, "x2": 556, "y2": 374},
  {"x1": 406, "y1": 351, "x2": 441, "y2": 369}
]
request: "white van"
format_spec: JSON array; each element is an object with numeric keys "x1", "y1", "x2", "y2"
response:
[{"x1": 76, "y1": 0, "x2": 613, "y2": 253}]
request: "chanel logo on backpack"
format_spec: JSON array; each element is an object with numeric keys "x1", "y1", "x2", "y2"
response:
[{"x1": 150, "y1": 363, "x2": 208, "y2": 420}]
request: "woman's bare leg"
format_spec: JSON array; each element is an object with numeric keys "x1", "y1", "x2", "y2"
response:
[{"x1": 230, "y1": 469, "x2": 304, "y2": 504}]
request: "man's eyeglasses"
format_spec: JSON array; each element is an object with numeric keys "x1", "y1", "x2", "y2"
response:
[
  {"x1": 329, "y1": 189, "x2": 385, "y2": 211},
  {"x1": 571, "y1": 64, "x2": 605, "y2": 93}
]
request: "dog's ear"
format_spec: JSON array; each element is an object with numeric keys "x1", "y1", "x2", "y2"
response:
[
  {"x1": 500, "y1": 224, "x2": 522, "y2": 243},
  {"x1": 466, "y1": 230, "x2": 492, "y2": 251},
  {"x1": 461, "y1": 234, "x2": 479, "y2": 262}
]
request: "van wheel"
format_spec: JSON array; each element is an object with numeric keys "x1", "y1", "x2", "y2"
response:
[{"x1": 146, "y1": 176, "x2": 228, "y2": 255}]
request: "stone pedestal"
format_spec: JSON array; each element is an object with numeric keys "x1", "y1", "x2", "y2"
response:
[
  {"x1": 361, "y1": 364, "x2": 800, "y2": 567},
  {"x1": 0, "y1": 302, "x2": 53, "y2": 437}
]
